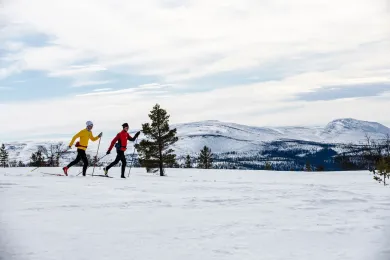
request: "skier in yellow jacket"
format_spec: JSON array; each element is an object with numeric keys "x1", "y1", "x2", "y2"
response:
[{"x1": 63, "y1": 121, "x2": 102, "y2": 176}]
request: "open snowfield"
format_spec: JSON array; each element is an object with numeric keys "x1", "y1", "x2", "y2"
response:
[{"x1": 1, "y1": 168, "x2": 390, "y2": 260}]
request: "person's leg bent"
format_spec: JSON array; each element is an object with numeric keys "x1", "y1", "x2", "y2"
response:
[
  {"x1": 106, "y1": 152, "x2": 121, "y2": 171},
  {"x1": 67, "y1": 150, "x2": 82, "y2": 168}
]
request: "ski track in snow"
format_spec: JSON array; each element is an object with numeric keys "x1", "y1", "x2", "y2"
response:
[{"x1": 1, "y1": 168, "x2": 390, "y2": 260}]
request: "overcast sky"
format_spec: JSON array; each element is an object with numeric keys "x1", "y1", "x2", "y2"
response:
[{"x1": 0, "y1": 0, "x2": 389, "y2": 140}]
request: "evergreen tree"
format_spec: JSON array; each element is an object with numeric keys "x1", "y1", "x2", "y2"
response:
[
  {"x1": 0, "y1": 144, "x2": 9, "y2": 168},
  {"x1": 373, "y1": 157, "x2": 390, "y2": 186},
  {"x1": 185, "y1": 155, "x2": 192, "y2": 168},
  {"x1": 9, "y1": 160, "x2": 17, "y2": 167},
  {"x1": 316, "y1": 165, "x2": 325, "y2": 171},
  {"x1": 264, "y1": 161, "x2": 272, "y2": 170},
  {"x1": 305, "y1": 161, "x2": 312, "y2": 172},
  {"x1": 18, "y1": 161, "x2": 25, "y2": 167},
  {"x1": 30, "y1": 150, "x2": 45, "y2": 167},
  {"x1": 198, "y1": 146, "x2": 213, "y2": 169},
  {"x1": 135, "y1": 104, "x2": 178, "y2": 176}
]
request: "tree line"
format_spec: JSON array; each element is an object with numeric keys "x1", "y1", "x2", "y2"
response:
[
  {"x1": 334, "y1": 134, "x2": 390, "y2": 185},
  {"x1": 0, "y1": 143, "x2": 105, "y2": 168},
  {"x1": 1, "y1": 104, "x2": 389, "y2": 185}
]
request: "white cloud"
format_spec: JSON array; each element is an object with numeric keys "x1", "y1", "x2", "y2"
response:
[
  {"x1": 1, "y1": 41, "x2": 24, "y2": 51},
  {"x1": 138, "y1": 83, "x2": 173, "y2": 90},
  {"x1": 50, "y1": 65, "x2": 107, "y2": 78},
  {"x1": 72, "y1": 80, "x2": 112, "y2": 88},
  {"x1": 77, "y1": 83, "x2": 173, "y2": 96},
  {"x1": 1, "y1": 0, "x2": 389, "y2": 83},
  {"x1": 0, "y1": 0, "x2": 389, "y2": 139},
  {"x1": 0, "y1": 64, "x2": 22, "y2": 80},
  {"x1": 0, "y1": 72, "x2": 389, "y2": 140},
  {"x1": 76, "y1": 88, "x2": 137, "y2": 97},
  {"x1": 93, "y1": 88, "x2": 112, "y2": 92}
]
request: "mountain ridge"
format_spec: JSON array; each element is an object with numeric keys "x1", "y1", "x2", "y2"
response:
[{"x1": 2, "y1": 118, "x2": 390, "y2": 170}]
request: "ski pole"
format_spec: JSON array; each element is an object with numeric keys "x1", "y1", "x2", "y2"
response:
[
  {"x1": 30, "y1": 164, "x2": 43, "y2": 172},
  {"x1": 127, "y1": 139, "x2": 138, "y2": 177},
  {"x1": 77, "y1": 154, "x2": 108, "y2": 176},
  {"x1": 92, "y1": 135, "x2": 102, "y2": 177}
]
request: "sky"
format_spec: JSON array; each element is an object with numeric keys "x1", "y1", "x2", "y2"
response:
[{"x1": 0, "y1": 0, "x2": 390, "y2": 141}]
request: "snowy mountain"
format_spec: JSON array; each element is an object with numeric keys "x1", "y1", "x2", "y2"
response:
[
  {"x1": 320, "y1": 118, "x2": 390, "y2": 142},
  {"x1": 172, "y1": 118, "x2": 390, "y2": 154},
  {"x1": 2, "y1": 118, "x2": 389, "y2": 170}
]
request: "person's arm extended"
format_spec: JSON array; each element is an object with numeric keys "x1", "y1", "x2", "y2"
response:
[
  {"x1": 69, "y1": 131, "x2": 82, "y2": 147},
  {"x1": 107, "y1": 134, "x2": 119, "y2": 152},
  {"x1": 90, "y1": 132, "x2": 102, "y2": 141},
  {"x1": 128, "y1": 131, "x2": 140, "y2": 142}
]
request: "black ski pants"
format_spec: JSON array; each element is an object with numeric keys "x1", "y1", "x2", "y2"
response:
[
  {"x1": 67, "y1": 149, "x2": 89, "y2": 175},
  {"x1": 106, "y1": 150, "x2": 126, "y2": 177}
]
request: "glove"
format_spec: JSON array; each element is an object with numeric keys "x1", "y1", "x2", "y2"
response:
[
  {"x1": 106, "y1": 150, "x2": 111, "y2": 155},
  {"x1": 134, "y1": 131, "x2": 141, "y2": 138},
  {"x1": 98, "y1": 132, "x2": 103, "y2": 138}
]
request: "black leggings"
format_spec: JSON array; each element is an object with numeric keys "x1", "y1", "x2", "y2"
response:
[
  {"x1": 106, "y1": 150, "x2": 126, "y2": 176},
  {"x1": 67, "y1": 149, "x2": 89, "y2": 175}
]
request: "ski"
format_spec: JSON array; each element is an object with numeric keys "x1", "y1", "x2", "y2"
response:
[
  {"x1": 86, "y1": 174, "x2": 113, "y2": 178},
  {"x1": 40, "y1": 172, "x2": 66, "y2": 177},
  {"x1": 93, "y1": 174, "x2": 113, "y2": 178}
]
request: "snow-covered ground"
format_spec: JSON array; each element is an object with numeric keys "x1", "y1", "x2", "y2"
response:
[{"x1": 1, "y1": 168, "x2": 390, "y2": 260}]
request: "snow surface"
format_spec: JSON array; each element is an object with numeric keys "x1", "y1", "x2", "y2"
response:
[{"x1": 1, "y1": 167, "x2": 390, "y2": 260}]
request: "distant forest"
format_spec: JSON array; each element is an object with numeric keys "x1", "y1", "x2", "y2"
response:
[{"x1": 175, "y1": 137, "x2": 390, "y2": 173}]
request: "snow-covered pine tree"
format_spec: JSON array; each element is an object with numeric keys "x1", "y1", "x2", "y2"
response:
[
  {"x1": 198, "y1": 146, "x2": 213, "y2": 169},
  {"x1": 135, "y1": 104, "x2": 178, "y2": 176},
  {"x1": 185, "y1": 155, "x2": 192, "y2": 168},
  {"x1": 0, "y1": 144, "x2": 9, "y2": 167}
]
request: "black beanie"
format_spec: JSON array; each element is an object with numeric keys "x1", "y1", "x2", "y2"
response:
[{"x1": 122, "y1": 123, "x2": 129, "y2": 128}]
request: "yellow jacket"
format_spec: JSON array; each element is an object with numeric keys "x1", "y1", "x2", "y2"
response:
[{"x1": 69, "y1": 129, "x2": 100, "y2": 151}]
